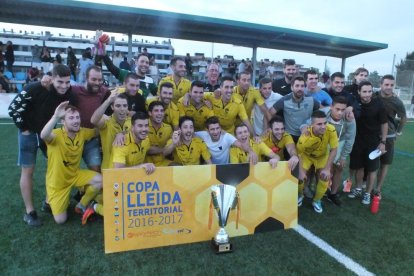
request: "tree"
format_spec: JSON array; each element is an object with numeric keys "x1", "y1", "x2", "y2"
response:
[
  {"x1": 396, "y1": 51, "x2": 414, "y2": 87},
  {"x1": 368, "y1": 71, "x2": 381, "y2": 88},
  {"x1": 396, "y1": 52, "x2": 414, "y2": 71}
]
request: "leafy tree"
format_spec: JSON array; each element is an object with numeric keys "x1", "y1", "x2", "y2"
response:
[
  {"x1": 396, "y1": 51, "x2": 414, "y2": 87},
  {"x1": 396, "y1": 52, "x2": 414, "y2": 71},
  {"x1": 368, "y1": 71, "x2": 381, "y2": 88}
]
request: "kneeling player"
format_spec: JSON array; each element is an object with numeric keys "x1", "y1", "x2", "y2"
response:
[
  {"x1": 230, "y1": 124, "x2": 280, "y2": 168},
  {"x1": 41, "y1": 102, "x2": 102, "y2": 224}
]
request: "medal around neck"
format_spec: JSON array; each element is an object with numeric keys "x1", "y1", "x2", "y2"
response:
[{"x1": 208, "y1": 184, "x2": 240, "y2": 254}]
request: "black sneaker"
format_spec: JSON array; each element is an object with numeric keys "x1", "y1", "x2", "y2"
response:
[
  {"x1": 41, "y1": 201, "x2": 52, "y2": 213},
  {"x1": 327, "y1": 193, "x2": 342, "y2": 206},
  {"x1": 23, "y1": 210, "x2": 42, "y2": 227}
]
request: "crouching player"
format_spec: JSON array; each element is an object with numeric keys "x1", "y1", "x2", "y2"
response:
[
  {"x1": 230, "y1": 123, "x2": 280, "y2": 168},
  {"x1": 297, "y1": 110, "x2": 338, "y2": 213},
  {"x1": 41, "y1": 102, "x2": 102, "y2": 224},
  {"x1": 82, "y1": 112, "x2": 156, "y2": 224}
]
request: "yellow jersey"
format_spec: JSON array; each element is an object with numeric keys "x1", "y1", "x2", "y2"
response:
[
  {"x1": 166, "y1": 137, "x2": 211, "y2": 165},
  {"x1": 158, "y1": 75, "x2": 191, "y2": 104},
  {"x1": 112, "y1": 131, "x2": 151, "y2": 167},
  {"x1": 297, "y1": 124, "x2": 338, "y2": 158},
  {"x1": 204, "y1": 93, "x2": 248, "y2": 134},
  {"x1": 146, "y1": 96, "x2": 179, "y2": 129},
  {"x1": 230, "y1": 139, "x2": 273, "y2": 163},
  {"x1": 261, "y1": 132, "x2": 295, "y2": 161},
  {"x1": 45, "y1": 127, "x2": 96, "y2": 189},
  {"x1": 146, "y1": 120, "x2": 173, "y2": 166},
  {"x1": 99, "y1": 115, "x2": 131, "y2": 169},
  {"x1": 177, "y1": 97, "x2": 214, "y2": 131},
  {"x1": 233, "y1": 86, "x2": 265, "y2": 119}
]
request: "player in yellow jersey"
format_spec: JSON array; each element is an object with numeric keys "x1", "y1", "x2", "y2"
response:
[
  {"x1": 41, "y1": 102, "x2": 102, "y2": 224},
  {"x1": 234, "y1": 71, "x2": 271, "y2": 122},
  {"x1": 163, "y1": 116, "x2": 212, "y2": 165},
  {"x1": 177, "y1": 80, "x2": 214, "y2": 131},
  {"x1": 230, "y1": 124, "x2": 279, "y2": 168},
  {"x1": 297, "y1": 110, "x2": 338, "y2": 213},
  {"x1": 90, "y1": 92, "x2": 131, "y2": 170},
  {"x1": 147, "y1": 82, "x2": 179, "y2": 130},
  {"x1": 262, "y1": 115, "x2": 299, "y2": 171},
  {"x1": 158, "y1": 57, "x2": 191, "y2": 103},
  {"x1": 146, "y1": 101, "x2": 173, "y2": 166},
  {"x1": 205, "y1": 76, "x2": 254, "y2": 135},
  {"x1": 82, "y1": 112, "x2": 155, "y2": 224}
]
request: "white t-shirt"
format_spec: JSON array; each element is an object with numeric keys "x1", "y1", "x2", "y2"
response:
[
  {"x1": 195, "y1": 131, "x2": 237, "y2": 164},
  {"x1": 253, "y1": 92, "x2": 282, "y2": 136}
]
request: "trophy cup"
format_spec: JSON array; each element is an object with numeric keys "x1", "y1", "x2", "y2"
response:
[{"x1": 209, "y1": 184, "x2": 240, "y2": 254}]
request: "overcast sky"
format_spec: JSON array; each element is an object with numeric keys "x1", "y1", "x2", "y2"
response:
[{"x1": 3, "y1": 0, "x2": 413, "y2": 76}]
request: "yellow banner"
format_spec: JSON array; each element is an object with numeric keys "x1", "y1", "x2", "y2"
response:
[{"x1": 103, "y1": 162, "x2": 297, "y2": 253}]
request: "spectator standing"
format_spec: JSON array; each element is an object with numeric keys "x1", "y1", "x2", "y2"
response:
[
  {"x1": 0, "y1": 42, "x2": 4, "y2": 72},
  {"x1": 5, "y1": 41, "x2": 14, "y2": 75},
  {"x1": 54, "y1": 49, "x2": 62, "y2": 65},
  {"x1": 40, "y1": 46, "x2": 52, "y2": 74},
  {"x1": 119, "y1": 57, "x2": 130, "y2": 71},
  {"x1": 77, "y1": 52, "x2": 94, "y2": 84},
  {"x1": 67, "y1": 46, "x2": 78, "y2": 81},
  {"x1": 227, "y1": 57, "x2": 237, "y2": 78},
  {"x1": 31, "y1": 45, "x2": 42, "y2": 69},
  {"x1": 185, "y1": 53, "x2": 193, "y2": 79}
]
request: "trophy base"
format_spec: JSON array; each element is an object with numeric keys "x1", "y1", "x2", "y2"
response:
[{"x1": 211, "y1": 238, "x2": 233, "y2": 254}]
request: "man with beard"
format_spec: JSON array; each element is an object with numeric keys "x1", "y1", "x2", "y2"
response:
[
  {"x1": 102, "y1": 50, "x2": 157, "y2": 99},
  {"x1": 374, "y1": 75, "x2": 406, "y2": 199},
  {"x1": 177, "y1": 80, "x2": 214, "y2": 131},
  {"x1": 252, "y1": 77, "x2": 282, "y2": 136},
  {"x1": 326, "y1": 72, "x2": 358, "y2": 120},
  {"x1": 230, "y1": 124, "x2": 279, "y2": 168},
  {"x1": 348, "y1": 81, "x2": 388, "y2": 205},
  {"x1": 262, "y1": 116, "x2": 299, "y2": 171},
  {"x1": 82, "y1": 112, "x2": 154, "y2": 224},
  {"x1": 9, "y1": 64, "x2": 75, "y2": 226},
  {"x1": 120, "y1": 73, "x2": 146, "y2": 116},
  {"x1": 91, "y1": 92, "x2": 131, "y2": 170},
  {"x1": 158, "y1": 57, "x2": 191, "y2": 103},
  {"x1": 163, "y1": 116, "x2": 212, "y2": 165},
  {"x1": 297, "y1": 110, "x2": 338, "y2": 213},
  {"x1": 147, "y1": 82, "x2": 179, "y2": 130},
  {"x1": 40, "y1": 102, "x2": 102, "y2": 224},
  {"x1": 205, "y1": 76, "x2": 254, "y2": 135},
  {"x1": 195, "y1": 116, "x2": 258, "y2": 165},
  {"x1": 204, "y1": 63, "x2": 221, "y2": 92},
  {"x1": 270, "y1": 76, "x2": 320, "y2": 142},
  {"x1": 272, "y1": 59, "x2": 297, "y2": 96},
  {"x1": 41, "y1": 66, "x2": 110, "y2": 172},
  {"x1": 145, "y1": 101, "x2": 173, "y2": 167},
  {"x1": 234, "y1": 71, "x2": 271, "y2": 123}
]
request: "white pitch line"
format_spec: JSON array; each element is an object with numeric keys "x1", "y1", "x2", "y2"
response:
[{"x1": 294, "y1": 224, "x2": 375, "y2": 276}]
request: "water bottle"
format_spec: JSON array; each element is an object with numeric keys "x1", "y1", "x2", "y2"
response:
[{"x1": 371, "y1": 194, "x2": 380, "y2": 214}]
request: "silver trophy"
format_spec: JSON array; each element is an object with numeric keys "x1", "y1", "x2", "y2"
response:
[{"x1": 209, "y1": 184, "x2": 239, "y2": 253}]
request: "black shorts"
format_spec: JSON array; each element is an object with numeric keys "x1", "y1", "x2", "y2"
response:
[
  {"x1": 380, "y1": 138, "x2": 395, "y2": 165},
  {"x1": 349, "y1": 135, "x2": 380, "y2": 172}
]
